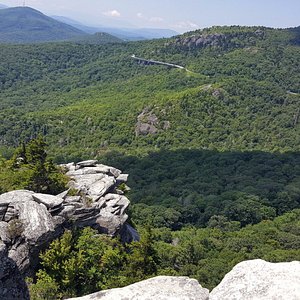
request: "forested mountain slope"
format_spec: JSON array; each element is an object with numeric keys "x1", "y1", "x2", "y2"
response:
[
  {"x1": 0, "y1": 25, "x2": 299, "y2": 157},
  {"x1": 1, "y1": 26, "x2": 300, "y2": 298},
  {"x1": 0, "y1": 6, "x2": 87, "y2": 43},
  {"x1": 0, "y1": 26, "x2": 299, "y2": 226}
]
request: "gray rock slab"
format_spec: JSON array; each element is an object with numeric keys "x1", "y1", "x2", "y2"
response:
[
  {"x1": 17, "y1": 201, "x2": 55, "y2": 243},
  {"x1": 60, "y1": 162, "x2": 75, "y2": 171},
  {"x1": 101, "y1": 194, "x2": 130, "y2": 215},
  {"x1": 0, "y1": 243, "x2": 30, "y2": 300},
  {"x1": 66, "y1": 169, "x2": 85, "y2": 176},
  {"x1": 0, "y1": 190, "x2": 34, "y2": 206},
  {"x1": 116, "y1": 174, "x2": 129, "y2": 183},
  {"x1": 4, "y1": 204, "x2": 18, "y2": 222},
  {"x1": 89, "y1": 176, "x2": 116, "y2": 200},
  {"x1": 210, "y1": 259, "x2": 300, "y2": 300},
  {"x1": 94, "y1": 164, "x2": 111, "y2": 174},
  {"x1": 95, "y1": 164, "x2": 121, "y2": 177},
  {"x1": 96, "y1": 211, "x2": 128, "y2": 235},
  {"x1": 8, "y1": 242, "x2": 30, "y2": 272},
  {"x1": 120, "y1": 223, "x2": 140, "y2": 243},
  {"x1": 64, "y1": 196, "x2": 81, "y2": 203},
  {"x1": 56, "y1": 189, "x2": 69, "y2": 200},
  {"x1": 58, "y1": 205, "x2": 76, "y2": 218},
  {"x1": 69, "y1": 173, "x2": 106, "y2": 189},
  {"x1": 67, "y1": 166, "x2": 117, "y2": 177},
  {"x1": 32, "y1": 193, "x2": 64, "y2": 208},
  {"x1": 66, "y1": 276, "x2": 209, "y2": 300},
  {"x1": 0, "y1": 206, "x2": 7, "y2": 220},
  {"x1": 76, "y1": 160, "x2": 98, "y2": 168},
  {"x1": 109, "y1": 167, "x2": 122, "y2": 178},
  {"x1": 0, "y1": 221, "x2": 10, "y2": 243}
]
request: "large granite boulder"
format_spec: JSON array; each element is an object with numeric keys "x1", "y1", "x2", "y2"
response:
[
  {"x1": 32, "y1": 193, "x2": 65, "y2": 208},
  {"x1": 66, "y1": 276, "x2": 209, "y2": 300},
  {"x1": 210, "y1": 259, "x2": 300, "y2": 300}
]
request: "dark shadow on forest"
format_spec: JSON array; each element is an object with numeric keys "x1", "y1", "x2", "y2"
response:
[
  {"x1": 101, "y1": 148, "x2": 300, "y2": 228},
  {"x1": 290, "y1": 26, "x2": 300, "y2": 45}
]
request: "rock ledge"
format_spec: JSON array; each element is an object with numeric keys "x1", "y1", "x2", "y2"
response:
[{"x1": 0, "y1": 160, "x2": 137, "y2": 300}]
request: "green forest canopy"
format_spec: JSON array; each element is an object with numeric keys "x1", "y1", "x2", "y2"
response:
[{"x1": 0, "y1": 25, "x2": 299, "y2": 299}]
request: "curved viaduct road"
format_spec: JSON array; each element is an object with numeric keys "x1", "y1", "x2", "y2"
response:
[{"x1": 131, "y1": 55, "x2": 193, "y2": 73}]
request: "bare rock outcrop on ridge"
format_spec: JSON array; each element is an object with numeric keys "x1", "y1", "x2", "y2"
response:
[{"x1": 0, "y1": 160, "x2": 137, "y2": 300}]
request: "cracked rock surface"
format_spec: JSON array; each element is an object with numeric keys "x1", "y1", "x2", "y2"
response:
[{"x1": 0, "y1": 160, "x2": 136, "y2": 300}]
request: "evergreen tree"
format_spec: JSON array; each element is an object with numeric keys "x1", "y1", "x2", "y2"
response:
[{"x1": 2, "y1": 136, "x2": 67, "y2": 194}]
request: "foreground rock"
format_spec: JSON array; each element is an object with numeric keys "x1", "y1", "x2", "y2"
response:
[
  {"x1": 66, "y1": 259, "x2": 300, "y2": 300},
  {"x1": 210, "y1": 259, "x2": 300, "y2": 300},
  {"x1": 67, "y1": 276, "x2": 209, "y2": 300},
  {"x1": 0, "y1": 160, "x2": 135, "y2": 281}
]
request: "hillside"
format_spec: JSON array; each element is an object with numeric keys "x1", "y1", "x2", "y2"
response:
[
  {"x1": 73, "y1": 32, "x2": 123, "y2": 44},
  {"x1": 0, "y1": 6, "x2": 87, "y2": 43},
  {"x1": 0, "y1": 25, "x2": 299, "y2": 228},
  {"x1": 0, "y1": 25, "x2": 300, "y2": 299},
  {"x1": 0, "y1": 26, "x2": 299, "y2": 154}
]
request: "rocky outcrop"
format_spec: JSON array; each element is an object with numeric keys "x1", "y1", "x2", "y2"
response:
[
  {"x1": 165, "y1": 29, "x2": 265, "y2": 50},
  {"x1": 210, "y1": 259, "x2": 300, "y2": 300},
  {"x1": 135, "y1": 107, "x2": 170, "y2": 136},
  {"x1": 176, "y1": 33, "x2": 226, "y2": 48},
  {"x1": 67, "y1": 276, "x2": 209, "y2": 300},
  {"x1": 0, "y1": 241, "x2": 30, "y2": 300},
  {"x1": 0, "y1": 160, "x2": 136, "y2": 286},
  {"x1": 135, "y1": 108, "x2": 159, "y2": 136},
  {"x1": 66, "y1": 259, "x2": 300, "y2": 300}
]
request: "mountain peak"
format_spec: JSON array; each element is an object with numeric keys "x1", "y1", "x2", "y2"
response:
[{"x1": 0, "y1": 6, "x2": 87, "y2": 43}]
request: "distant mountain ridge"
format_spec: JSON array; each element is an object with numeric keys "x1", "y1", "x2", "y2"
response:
[
  {"x1": 0, "y1": 6, "x2": 87, "y2": 43},
  {"x1": 72, "y1": 32, "x2": 123, "y2": 44},
  {"x1": 52, "y1": 15, "x2": 179, "y2": 40},
  {"x1": 0, "y1": 4, "x2": 178, "y2": 42}
]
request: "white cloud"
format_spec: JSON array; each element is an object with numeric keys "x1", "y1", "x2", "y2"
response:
[
  {"x1": 136, "y1": 13, "x2": 164, "y2": 23},
  {"x1": 103, "y1": 10, "x2": 121, "y2": 17},
  {"x1": 174, "y1": 21, "x2": 199, "y2": 29},
  {"x1": 137, "y1": 12, "x2": 144, "y2": 19}
]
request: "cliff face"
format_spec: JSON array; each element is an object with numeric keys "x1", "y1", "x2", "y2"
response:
[
  {"x1": 0, "y1": 241, "x2": 30, "y2": 299},
  {"x1": 0, "y1": 160, "x2": 137, "y2": 300},
  {"x1": 67, "y1": 260, "x2": 300, "y2": 300}
]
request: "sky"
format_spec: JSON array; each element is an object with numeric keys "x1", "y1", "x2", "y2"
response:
[{"x1": 1, "y1": 0, "x2": 299, "y2": 32}]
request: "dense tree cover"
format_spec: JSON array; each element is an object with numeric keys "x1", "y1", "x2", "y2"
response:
[
  {"x1": 29, "y1": 227, "x2": 159, "y2": 299},
  {"x1": 29, "y1": 210, "x2": 300, "y2": 298},
  {"x1": 106, "y1": 149, "x2": 300, "y2": 228},
  {"x1": 152, "y1": 208, "x2": 300, "y2": 290},
  {"x1": 0, "y1": 137, "x2": 67, "y2": 194},
  {"x1": 0, "y1": 26, "x2": 299, "y2": 298},
  {"x1": 0, "y1": 26, "x2": 299, "y2": 159}
]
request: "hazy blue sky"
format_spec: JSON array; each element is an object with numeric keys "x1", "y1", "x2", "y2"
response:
[{"x1": 1, "y1": 0, "x2": 299, "y2": 32}]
